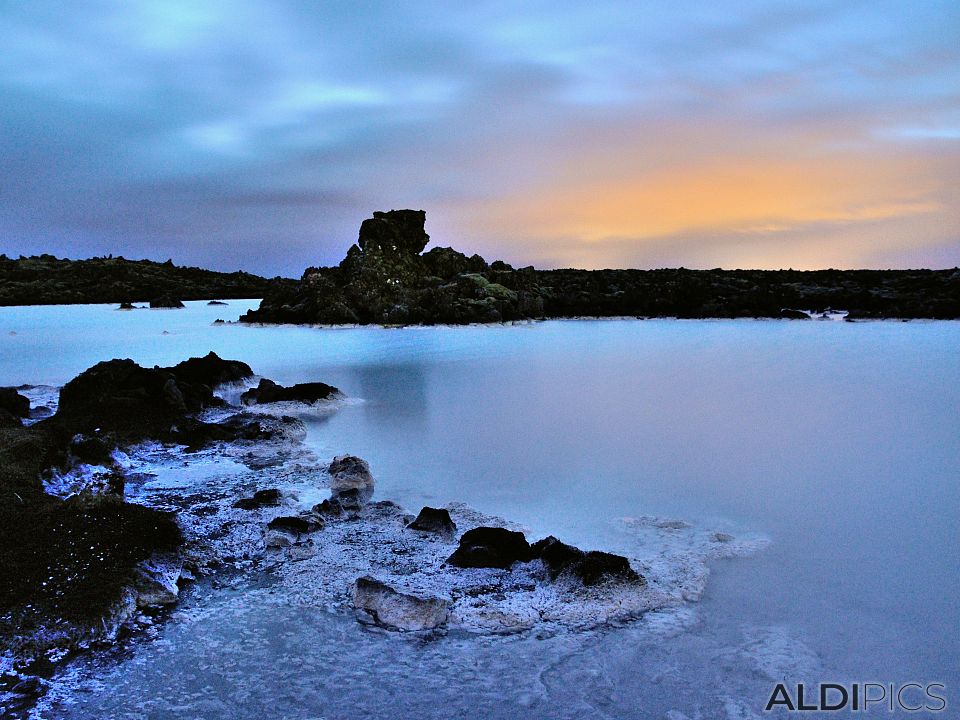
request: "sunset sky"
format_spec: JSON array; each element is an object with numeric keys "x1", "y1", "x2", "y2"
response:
[{"x1": 1, "y1": 1, "x2": 958, "y2": 275}]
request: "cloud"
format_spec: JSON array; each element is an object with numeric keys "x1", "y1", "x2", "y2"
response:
[{"x1": 0, "y1": 1, "x2": 957, "y2": 274}]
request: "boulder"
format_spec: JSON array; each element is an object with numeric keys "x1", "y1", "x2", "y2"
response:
[
  {"x1": 406, "y1": 507, "x2": 456, "y2": 538},
  {"x1": 779, "y1": 308, "x2": 810, "y2": 320},
  {"x1": 532, "y1": 536, "x2": 642, "y2": 586},
  {"x1": 117, "y1": 302, "x2": 135, "y2": 310},
  {"x1": 0, "y1": 387, "x2": 30, "y2": 419},
  {"x1": 267, "y1": 515, "x2": 322, "y2": 535},
  {"x1": 233, "y1": 488, "x2": 282, "y2": 510},
  {"x1": 446, "y1": 527, "x2": 532, "y2": 569},
  {"x1": 240, "y1": 378, "x2": 340, "y2": 406},
  {"x1": 352, "y1": 575, "x2": 449, "y2": 631},
  {"x1": 329, "y1": 455, "x2": 374, "y2": 503},
  {"x1": 207, "y1": 300, "x2": 228, "y2": 305},
  {"x1": 149, "y1": 296, "x2": 185, "y2": 308}
]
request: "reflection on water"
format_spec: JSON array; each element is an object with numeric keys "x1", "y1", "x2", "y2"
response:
[{"x1": 1, "y1": 303, "x2": 958, "y2": 718}]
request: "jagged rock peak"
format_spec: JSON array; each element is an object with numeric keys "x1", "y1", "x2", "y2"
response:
[{"x1": 357, "y1": 209, "x2": 429, "y2": 257}]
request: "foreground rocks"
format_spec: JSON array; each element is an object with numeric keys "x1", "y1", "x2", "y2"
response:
[
  {"x1": 0, "y1": 352, "x2": 336, "y2": 674},
  {"x1": 352, "y1": 576, "x2": 450, "y2": 632},
  {"x1": 241, "y1": 210, "x2": 960, "y2": 324}
]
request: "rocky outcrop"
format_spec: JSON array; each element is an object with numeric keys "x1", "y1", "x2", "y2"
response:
[
  {"x1": 241, "y1": 211, "x2": 960, "y2": 324},
  {"x1": 166, "y1": 351, "x2": 253, "y2": 388},
  {"x1": 352, "y1": 576, "x2": 449, "y2": 631},
  {"x1": 446, "y1": 526, "x2": 532, "y2": 569},
  {"x1": 0, "y1": 387, "x2": 30, "y2": 420},
  {"x1": 532, "y1": 536, "x2": 641, "y2": 586},
  {"x1": 406, "y1": 506, "x2": 457, "y2": 538},
  {"x1": 328, "y1": 455, "x2": 375, "y2": 504},
  {"x1": 240, "y1": 378, "x2": 339, "y2": 405}
]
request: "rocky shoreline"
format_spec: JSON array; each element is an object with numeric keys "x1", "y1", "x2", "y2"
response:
[
  {"x1": 0, "y1": 254, "x2": 294, "y2": 307},
  {"x1": 0, "y1": 350, "x2": 768, "y2": 717}
]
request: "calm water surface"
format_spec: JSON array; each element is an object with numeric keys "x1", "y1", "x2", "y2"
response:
[{"x1": 1, "y1": 301, "x2": 957, "y2": 718}]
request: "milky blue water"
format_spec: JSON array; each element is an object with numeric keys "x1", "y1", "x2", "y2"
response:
[{"x1": 1, "y1": 301, "x2": 957, "y2": 718}]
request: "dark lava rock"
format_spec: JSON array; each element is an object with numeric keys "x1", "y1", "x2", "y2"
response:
[
  {"x1": 253, "y1": 488, "x2": 282, "y2": 505},
  {"x1": 240, "y1": 378, "x2": 339, "y2": 405},
  {"x1": 167, "y1": 351, "x2": 253, "y2": 388},
  {"x1": 69, "y1": 433, "x2": 114, "y2": 466},
  {"x1": 118, "y1": 302, "x2": 136, "y2": 310},
  {"x1": 207, "y1": 300, "x2": 228, "y2": 305},
  {"x1": 779, "y1": 308, "x2": 810, "y2": 320},
  {"x1": 0, "y1": 408, "x2": 21, "y2": 427},
  {"x1": 267, "y1": 516, "x2": 322, "y2": 535},
  {"x1": 149, "y1": 295, "x2": 185, "y2": 308},
  {"x1": 406, "y1": 507, "x2": 456, "y2": 537},
  {"x1": 446, "y1": 527, "x2": 532, "y2": 569},
  {"x1": 312, "y1": 497, "x2": 345, "y2": 517},
  {"x1": 0, "y1": 387, "x2": 30, "y2": 419},
  {"x1": 532, "y1": 536, "x2": 641, "y2": 586},
  {"x1": 233, "y1": 488, "x2": 282, "y2": 510}
]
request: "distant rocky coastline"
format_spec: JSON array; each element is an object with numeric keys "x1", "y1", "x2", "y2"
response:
[
  {"x1": 240, "y1": 210, "x2": 960, "y2": 324},
  {"x1": 0, "y1": 254, "x2": 294, "y2": 307}
]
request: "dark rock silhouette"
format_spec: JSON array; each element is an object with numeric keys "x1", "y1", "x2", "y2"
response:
[
  {"x1": 0, "y1": 254, "x2": 293, "y2": 307},
  {"x1": 532, "y1": 536, "x2": 642, "y2": 586},
  {"x1": 406, "y1": 507, "x2": 457, "y2": 537},
  {"x1": 446, "y1": 527, "x2": 533, "y2": 569},
  {"x1": 241, "y1": 378, "x2": 340, "y2": 405},
  {"x1": 149, "y1": 296, "x2": 185, "y2": 308},
  {"x1": 242, "y1": 211, "x2": 960, "y2": 324}
]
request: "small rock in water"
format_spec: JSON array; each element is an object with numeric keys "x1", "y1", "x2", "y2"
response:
[
  {"x1": 352, "y1": 576, "x2": 449, "y2": 631},
  {"x1": 241, "y1": 378, "x2": 340, "y2": 405},
  {"x1": 329, "y1": 455, "x2": 374, "y2": 505},
  {"x1": 446, "y1": 527, "x2": 532, "y2": 569},
  {"x1": 406, "y1": 507, "x2": 457, "y2": 538}
]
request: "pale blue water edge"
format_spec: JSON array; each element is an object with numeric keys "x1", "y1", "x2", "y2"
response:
[{"x1": 1, "y1": 301, "x2": 957, "y2": 718}]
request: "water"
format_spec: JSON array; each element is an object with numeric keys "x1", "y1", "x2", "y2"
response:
[{"x1": 1, "y1": 302, "x2": 958, "y2": 718}]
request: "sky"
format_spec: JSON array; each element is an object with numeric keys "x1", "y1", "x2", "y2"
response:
[{"x1": 0, "y1": 1, "x2": 958, "y2": 276}]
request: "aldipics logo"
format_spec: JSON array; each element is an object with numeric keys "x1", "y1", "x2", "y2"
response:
[{"x1": 765, "y1": 683, "x2": 947, "y2": 713}]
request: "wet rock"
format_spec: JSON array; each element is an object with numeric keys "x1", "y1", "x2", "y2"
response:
[
  {"x1": 267, "y1": 516, "x2": 322, "y2": 535},
  {"x1": 117, "y1": 302, "x2": 135, "y2": 310},
  {"x1": 333, "y1": 488, "x2": 364, "y2": 512},
  {"x1": 329, "y1": 455, "x2": 374, "y2": 504},
  {"x1": 233, "y1": 488, "x2": 282, "y2": 509},
  {"x1": 532, "y1": 536, "x2": 642, "y2": 586},
  {"x1": 0, "y1": 387, "x2": 30, "y2": 419},
  {"x1": 166, "y1": 351, "x2": 253, "y2": 388},
  {"x1": 352, "y1": 575, "x2": 449, "y2": 631},
  {"x1": 133, "y1": 556, "x2": 182, "y2": 607},
  {"x1": 240, "y1": 378, "x2": 340, "y2": 405},
  {"x1": 406, "y1": 507, "x2": 456, "y2": 538},
  {"x1": 312, "y1": 497, "x2": 345, "y2": 517},
  {"x1": 446, "y1": 527, "x2": 532, "y2": 569},
  {"x1": 207, "y1": 300, "x2": 228, "y2": 305},
  {"x1": 779, "y1": 308, "x2": 810, "y2": 320},
  {"x1": 149, "y1": 296, "x2": 185, "y2": 308},
  {"x1": 69, "y1": 433, "x2": 114, "y2": 466}
]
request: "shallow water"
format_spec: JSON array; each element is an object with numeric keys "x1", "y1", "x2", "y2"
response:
[{"x1": 1, "y1": 302, "x2": 958, "y2": 718}]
